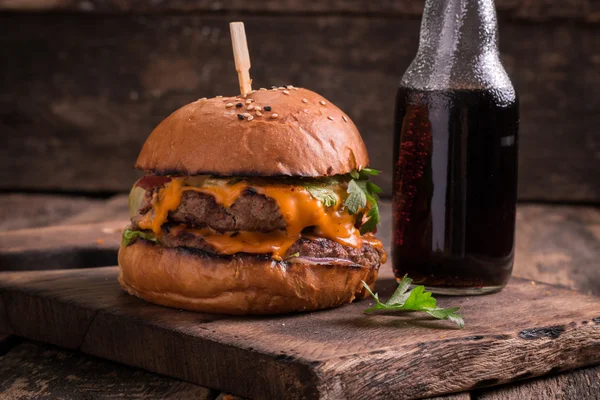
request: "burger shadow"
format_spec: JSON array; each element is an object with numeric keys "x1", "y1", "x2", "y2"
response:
[
  {"x1": 332, "y1": 313, "x2": 463, "y2": 331},
  {"x1": 214, "y1": 277, "x2": 463, "y2": 332}
]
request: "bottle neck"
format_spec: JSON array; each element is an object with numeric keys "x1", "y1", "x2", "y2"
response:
[
  {"x1": 421, "y1": 0, "x2": 499, "y2": 59},
  {"x1": 402, "y1": 0, "x2": 513, "y2": 91}
]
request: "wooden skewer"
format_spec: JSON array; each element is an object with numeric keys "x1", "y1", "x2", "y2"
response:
[{"x1": 229, "y1": 22, "x2": 252, "y2": 95}]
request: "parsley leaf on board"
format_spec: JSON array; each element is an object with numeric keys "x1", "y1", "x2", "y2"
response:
[
  {"x1": 362, "y1": 275, "x2": 465, "y2": 328},
  {"x1": 122, "y1": 229, "x2": 158, "y2": 246},
  {"x1": 304, "y1": 184, "x2": 338, "y2": 208}
]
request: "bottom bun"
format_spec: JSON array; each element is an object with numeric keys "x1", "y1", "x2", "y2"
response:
[{"x1": 118, "y1": 240, "x2": 379, "y2": 315}]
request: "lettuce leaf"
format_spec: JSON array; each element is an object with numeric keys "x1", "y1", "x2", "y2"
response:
[{"x1": 122, "y1": 229, "x2": 158, "y2": 246}]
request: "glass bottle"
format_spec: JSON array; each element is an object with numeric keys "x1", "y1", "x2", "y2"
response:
[{"x1": 392, "y1": 0, "x2": 519, "y2": 294}]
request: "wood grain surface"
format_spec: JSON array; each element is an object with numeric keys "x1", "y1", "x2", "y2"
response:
[
  {"x1": 0, "y1": 341, "x2": 214, "y2": 399},
  {"x1": 0, "y1": 340, "x2": 596, "y2": 400},
  {"x1": 0, "y1": 339, "x2": 597, "y2": 400},
  {"x1": 0, "y1": 220, "x2": 126, "y2": 271},
  {"x1": 0, "y1": 0, "x2": 597, "y2": 22},
  {"x1": 0, "y1": 337, "x2": 487, "y2": 400},
  {"x1": 0, "y1": 266, "x2": 598, "y2": 400},
  {"x1": 473, "y1": 365, "x2": 600, "y2": 400},
  {"x1": 427, "y1": 395, "x2": 470, "y2": 400},
  {"x1": 0, "y1": 194, "x2": 128, "y2": 232},
  {"x1": 0, "y1": 194, "x2": 106, "y2": 232},
  {"x1": 0, "y1": 334, "x2": 18, "y2": 357},
  {"x1": 1, "y1": 14, "x2": 598, "y2": 201},
  {"x1": 515, "y1": 204, "x2": 600, "y2": 296}
]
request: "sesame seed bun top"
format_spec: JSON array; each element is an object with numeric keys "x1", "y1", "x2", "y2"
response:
[{"x1": 134, "y1": 87, "x2": 370, "y2": 177}]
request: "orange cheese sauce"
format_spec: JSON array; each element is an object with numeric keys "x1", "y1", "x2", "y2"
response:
[
  {"x1": 138, "y1": 177, "x2": 183, "y2": 234},
  {"x1": 138, "y1": 179, "x2": 247, "y2": 233},
  {"x1": 190, "y1": 181, "x2": 249, "y2": 208},
  {"x1": 257, "y1": 185, "x2": 361, "y2": 248},
  {"x1": 138, "y1": 177, "x2": 380, "y2": 260},
  {"x1": 184, "y1": 229, "x2": 299, "y2": 260}
]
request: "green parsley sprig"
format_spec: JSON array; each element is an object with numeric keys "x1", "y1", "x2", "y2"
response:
[
  {"x1": 344, "y1": 168, "x2": 382, "y2": 234},
  {"x1": 362, "y1": 275, "x2": 464, "y2": 328},
  {"x1": 300, "y1": 169, "x2": 383, "y2": 234},
  {"x1": 304, "y1": 184, "x2": 338, "y2": 208}
]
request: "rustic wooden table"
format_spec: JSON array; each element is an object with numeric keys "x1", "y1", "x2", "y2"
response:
[
  {"x1": 1, "y1": 195, "x2": 599, "y2": 399},
  {"x1": 1, "y1": 1, "x2": 598, "y2": 397}
]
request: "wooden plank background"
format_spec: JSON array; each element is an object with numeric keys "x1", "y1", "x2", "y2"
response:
[
  {"x1": 1, "y1": 0, "x2": 599, "y2": 21},
  {"x1": 0, "y1": 3, "x2": 599, "y2": 202}
]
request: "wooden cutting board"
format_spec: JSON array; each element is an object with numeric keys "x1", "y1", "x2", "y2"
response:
[{"x1": 0, "y1": 266, "x2": 598, "y2": 400}]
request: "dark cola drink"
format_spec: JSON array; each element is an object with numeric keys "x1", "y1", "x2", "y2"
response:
[
  {"x1": 393, "y1": 88, "x2": 518, "y2": 293},
  {"x1": 392, "y1": 0, "x2": 519, "y2": 294}
]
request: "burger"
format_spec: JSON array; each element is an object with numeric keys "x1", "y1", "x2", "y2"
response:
[{"x1": 118, "y1": 86, "x2": 387, "y2": 314}]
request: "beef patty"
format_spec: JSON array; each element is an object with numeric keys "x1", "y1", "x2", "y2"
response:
[
  {"x1": 134, "y1": 189, "x2": 286, "y2": 232},
  {"x1": 152, "y1": 226, "x2": 384, "y2": 268},
  {"x1": 132, "y1": 187, "x2": 383, "y2": 267}
]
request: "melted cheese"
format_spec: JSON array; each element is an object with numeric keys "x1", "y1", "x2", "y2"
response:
[
  {"x1": 190, "y1": 229, "x2": 298, "y2": 260},
  {"x1": 138, "y1": 178, "x2": 183, "y2": 234},
  {"x1": 257, "y1": 185, "x2": 361, "y2": 248},
  {"x1": 139, "y1": 177, "x2": 380, "y2": 260},
  {"x1": 190, "y1": 181, "x2": 249, "y2": 208}
]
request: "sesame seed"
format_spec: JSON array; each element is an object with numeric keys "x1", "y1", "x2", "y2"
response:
[
  {"x1": 271, "y1": 86, "x2": 278, "y2": 89},
  {"x1": 236, "y1": 103, "x2": 243, "y2": 108},
  {"x1": 302, "y1": 98, "x2": 308, "y2": 103},
  {"x1": 199, "y1": 97, "x2": 207, "y2": 101},
  {"x1": 216, "y1": 95, "x2": 223, "y2": 98},
  {"x1": 271, "y1": 87, "x2": 278, "y2": 91},
  {"x1": 256, "y1": 111, "x2": 263, "y2": 116},
  {"x1": 264, "y1": 106, "x2": 272, "y2": 111},
  {"x1": 242, "y1": 94, "x2": 248, "y2": 98},
  {"x1": 328, "y1": 116, "x2": 334, "y2": 121},
  {"x1": 283, "y1": 90, "x2": 290, "y2": 95},
  {"x1": 242, "y1": 113, "x2": 251, "y2": 117},
  {"x1": 271, "y1": 113, "x2": 279, "y2": 119},
  {"x1": 287, "y1": 85, "x2": 294, "y2": 89},
  {"x1": 223, "y1": 99, "x2": 228, "y2": 102},
  {"x1": 247, "y1": 105, "x2": 254, "y2": 110},
  {"x1": 260, "y1": 88, "x2": 267, "y2": 91},
  {"x1": 225, "y1": 103, "x2": 234, "y2": 108},
  {"x1": 342, "y1": 115, "x2": 348, "y2": 122},
  {"x1": 254, "y1": 106, "x2": 262, "y2": 111},
  {"x1": 247, "y1": 115, "x2": 254, "y2": 121},
  {"x1": 245, "y1": 99, "x2": 253, "y2": 104},
  {"x1": 278, "y1": 86, "x2": 285, "y2": 90},
  {"x1": 320, "y1": 100, "x2": 326, "y2": 106},
  {"x1": 237, "y1": 114, "x2": 244, "y2": 120},
  {"x1": 292, "y1": 87, "x2": 299, "y2": 91}
]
